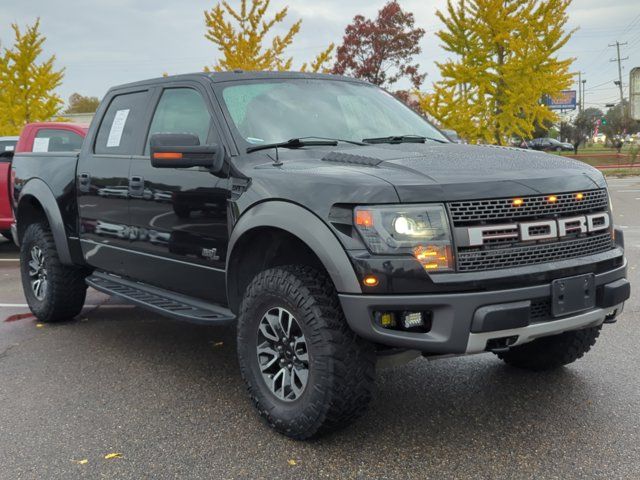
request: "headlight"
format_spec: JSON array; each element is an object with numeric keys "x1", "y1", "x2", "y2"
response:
[{"x1": 354, "y1": 204, "x2": 453, "y2": 272}]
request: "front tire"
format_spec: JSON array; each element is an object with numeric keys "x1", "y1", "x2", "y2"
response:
[
  {"x1": 496, "y1": 327, "x2": 601, "y2": 371},
  {"x1": 20, "y1": 223, "x2": 88, "y2": 322},
  {"x1": 237, "y1": 265, "x2": 376, "y2": 439}
]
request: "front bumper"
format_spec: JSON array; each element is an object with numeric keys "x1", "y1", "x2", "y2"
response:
[{"x1": 339, "y1": 261, "x2": 629, "y2": 354}]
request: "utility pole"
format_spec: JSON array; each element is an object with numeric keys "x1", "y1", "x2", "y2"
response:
[
  {"x1": 578, "y1": 71, "x2": 582, "y2": 112},
  {"x1": 576, "y1": 71, "x2": 585, "y2": 112},
  {"x1": 582, "y1": 79, "x2": 586, "y2": 110},
  {"x1": 609, "y1": 41, "x2": 628, "y2": 105}
]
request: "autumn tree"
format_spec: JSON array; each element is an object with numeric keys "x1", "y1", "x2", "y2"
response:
[
  {"x1": 204, "y1": 0, "x2": 333, "y2": 72},
  {"x1": 0, "y1": 19, "x2": 64, "y2": 135},
  {"x1": 65, "y1": 93, "x2": 100, "y2": 114},
  {"x1": 421, "y1": 0, "x2": 575, "y2": 145},
  {"x1": 332, "y1": 2, "x2": 426, "y2": 90}
]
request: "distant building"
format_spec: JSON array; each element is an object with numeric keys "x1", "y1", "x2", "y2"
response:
[{"x1": 55, "y1": 112, "x2": 95, "y2": 125}]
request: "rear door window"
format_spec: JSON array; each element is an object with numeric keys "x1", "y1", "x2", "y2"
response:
[
  {"x1": 32, "y1": 129, "x2": 84, "y2": 152},
  {"x1": 95, "y1": 91, "x2": 150, "y2": 155}
]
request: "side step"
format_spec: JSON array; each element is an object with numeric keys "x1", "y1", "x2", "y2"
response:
[{"x1": 86, "y1": 272, "x2": 235, "y2": 325}]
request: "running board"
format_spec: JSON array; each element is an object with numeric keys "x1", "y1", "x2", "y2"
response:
[{"x1": 86, "y1": 272, "x2": 235, "y2": 325}]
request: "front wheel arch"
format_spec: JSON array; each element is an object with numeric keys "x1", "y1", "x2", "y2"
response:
[{"x1": 226, "y1": 201, "x2": 362, "y2": 313}]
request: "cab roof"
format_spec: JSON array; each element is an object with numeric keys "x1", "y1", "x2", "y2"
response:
[{"x1": 109, "y1": 70, "x2": 367, "y2": 92}]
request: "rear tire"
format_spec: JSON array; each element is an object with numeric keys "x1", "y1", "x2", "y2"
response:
[
  {"x1": 20, "y1": 223, "x2": 88, "y2": 322},
  {"x1": 237, "y1": 265, "x2": 376, "y2": 439},
  {"x1": 496, "y1": 327, "x2": 601, "y2": 371}
]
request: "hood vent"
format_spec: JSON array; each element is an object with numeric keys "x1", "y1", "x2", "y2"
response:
[{"x1": 322, "y1": 147, "x2": 423, "y2": 167}]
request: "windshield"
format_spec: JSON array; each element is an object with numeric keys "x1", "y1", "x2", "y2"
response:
[{"x1": 219, "y1": 78, "x2": 448, "y2": 147}]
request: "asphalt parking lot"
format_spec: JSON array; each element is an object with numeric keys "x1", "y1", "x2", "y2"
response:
[{"x1": 0, "y1": 177, "x2": 638, "y2": 480}]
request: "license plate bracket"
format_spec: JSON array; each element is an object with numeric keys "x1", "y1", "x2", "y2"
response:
[{"x1": 551, "y1": 274, "x2": 596, "y2": 317}]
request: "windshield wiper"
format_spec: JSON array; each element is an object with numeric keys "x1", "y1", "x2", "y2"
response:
[
  {"x1": 246, "y1": 138, "x2": 338, "y2": 153},
  {"x1": 363, "y1": 134, "x2": 447, "y2": 144}
]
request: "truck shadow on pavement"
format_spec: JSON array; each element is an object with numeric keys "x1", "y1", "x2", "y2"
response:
[{"x1": 42, "y1": 305, "x2": 603, "y2": 453}]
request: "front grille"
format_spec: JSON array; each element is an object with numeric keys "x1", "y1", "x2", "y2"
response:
[
  {"x1": 530, "y1": 298, "x2": 552, "y2": 322},
  {"x1": 457, "y1": 233, "x2": 613, "y2": 272},
  {"x1": 449, "y1": 189, "x2": 608, "y2": 226}
]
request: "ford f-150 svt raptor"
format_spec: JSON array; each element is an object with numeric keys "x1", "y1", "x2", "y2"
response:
[{"x1": 11, "y1": 72, "x2": 630, "y2": 439}]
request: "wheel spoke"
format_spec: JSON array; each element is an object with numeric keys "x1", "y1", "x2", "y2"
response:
[
  {"x1": 272, "y1": 367, "x2": 291, "y2": 400},
  {"x1": 259, "y1": 311, "x2": 281, "y2": 342},
  {"x1": 291, "y1": 366, "x2": 308, "y2": 398},
  {"x1": 28, "y1": 260, "x2": 39, "y2": 276},
  {"x1": 32, "y1": 279, "x2": 42, "y2": 298},
  {"x1": 294, "y1": 335, "x2": 308, "y2": 362},
  {"x1": 257, "y1": 342, "x2": 279, "y2": 372},
  {"x1": 278, "y1": 308, "x2": 292, "y2": 339}
]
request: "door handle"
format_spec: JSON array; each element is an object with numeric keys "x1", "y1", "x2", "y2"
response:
[
  {"x1": 78, "y1": 172, "x2": 91, "y2": 193},
  {"x1": 129, "y1": 176, "x2": 145, "y2": 197}
]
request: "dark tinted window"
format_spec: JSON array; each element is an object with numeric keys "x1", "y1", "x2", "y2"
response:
[
  {"x1": 95, "y1": 91, "x2": 149, "y2": 155},
  {"x1": 33, "y1": 129, "x2": 84, "y2": 152},
  {"x1": 0, "y1": 140, "x2": 17, "y2": 152},
  {"x1": 146, "y1": 88, "x2": 212, "y2": 153}
]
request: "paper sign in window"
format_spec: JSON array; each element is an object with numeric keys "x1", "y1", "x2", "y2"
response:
[
  {"x1": 106, "y1": 109, "x2": 130, "y2": 148},
  {"x1": 33, "y1": 137, "x2": 50, "y2": 152}
]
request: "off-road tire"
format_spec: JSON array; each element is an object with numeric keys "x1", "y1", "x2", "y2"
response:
[
  {"x1": 496, "y1": 327, "x2": 601, "y2": 371},
  {"x1": 237, "y1": 265, "x2": 376, "y2": 439},
  {"x1": 20, "y1": 223, "x2": 88, "y2": 322}
]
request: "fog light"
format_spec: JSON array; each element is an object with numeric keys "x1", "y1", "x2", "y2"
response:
[
  {"x1": 379, "y1": 312, "x2": 396, "y2": 328},
  {"x1": 402, "y1": 311, "x2": 424, "y2": 329}
]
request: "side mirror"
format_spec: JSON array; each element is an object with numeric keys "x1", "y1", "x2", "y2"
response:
[{"x1": 150, "y1": 133, "x2": 224, "y2": 172}]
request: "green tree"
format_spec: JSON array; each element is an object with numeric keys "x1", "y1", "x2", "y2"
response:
[
  {"x1": 569, "y1": 107, "x2": 602, "y2": 152},
  {"x1": 204, "y1": 0, "x2": 333, "y2": 72},
  {"x1": 420, "y1": 0, "x2": 575, "y2": 145},
  {"x1": 0, "y1": 19, "x2": 64, "y2": 135},
  {"x1": 64, "y1": 93, "x2": 100, "y2": 114},
  {"x1": 602, "y1": 101, "x2": 639, "y2": 140}
]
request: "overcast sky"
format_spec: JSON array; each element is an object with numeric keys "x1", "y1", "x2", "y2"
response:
[{"x1": 1, "y1": 0, "x2": 639, "y2": 112}]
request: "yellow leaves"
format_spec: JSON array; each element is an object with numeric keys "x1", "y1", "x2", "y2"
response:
[
  {"x1": 74, "y1": 459, "x2": 88, "y2": 465},
  {"x1": 423, "y1": 0, "x2": 574, "y2": 144},
  {"x1": 35, "y1": 323, "x2": 44, "y2": 328},
  {"x1": 104, "y1": 453, "x2": 123, "y2": 460},
  {"x1": 0, "y1": 19, "x2": 64, "y2": 135},
  {"x1": 287, "y1": 459, "x2": 297, "y2": 466},
  {"x1": 203, "y1": 0, "x2": 332, "y2": 73},
  {"x1": 301, "y1": 44, "x2": 335, "y2": 74}
]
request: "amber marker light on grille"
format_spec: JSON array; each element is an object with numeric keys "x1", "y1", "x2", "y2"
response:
[
  {"x1": 512, "y1": 198, "x2": 524, "y2": 207},
  {"x1": 363, "y1": 275, "x2": 379, "y2": 287},
  {"x1": 575, "y1": 192, "x2": 584, "y2": 200},
  {"x1": 413, "y1": 245, "x2": 452, "y2": 271},
  {"x1": 547, "y1": 195, "x2": 558, "y2": 203}
]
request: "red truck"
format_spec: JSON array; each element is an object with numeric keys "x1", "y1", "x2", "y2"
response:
[{"x1": 1, "y1": 122, "x2": 88, "y2": 241}]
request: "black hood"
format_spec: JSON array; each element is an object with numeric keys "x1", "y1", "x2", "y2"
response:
[{"x1": 317, "y1": 143, "x2": 605, "y2": 202}]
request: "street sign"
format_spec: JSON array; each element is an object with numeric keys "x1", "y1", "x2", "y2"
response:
[
  {"x1": 631, "y1": 67, "x2": 640, "y2": 121},
  {"x1": 543, "y1": 90, "x2": 577, "y2": 110}
]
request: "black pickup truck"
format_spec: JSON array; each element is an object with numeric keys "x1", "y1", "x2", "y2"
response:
[{"x1": 11, "y1": 72, "x2": 630, "y2": 439}]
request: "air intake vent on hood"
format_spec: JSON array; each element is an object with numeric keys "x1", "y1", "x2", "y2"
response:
[{"x1": 322, "y1": 147, "x2": 421, "y2": 166}]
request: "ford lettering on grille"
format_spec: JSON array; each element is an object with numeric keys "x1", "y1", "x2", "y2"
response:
[{"x1": 464, "y1": 212, "x2": 611, "y2": 247}]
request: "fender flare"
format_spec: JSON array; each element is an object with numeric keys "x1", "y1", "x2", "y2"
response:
[
  {"x1": 17, "y1": 178, "x2": 72, "y2": 264},
  {"x1": 226, "y1": 201, "x2": 362, "y2": 295}
]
